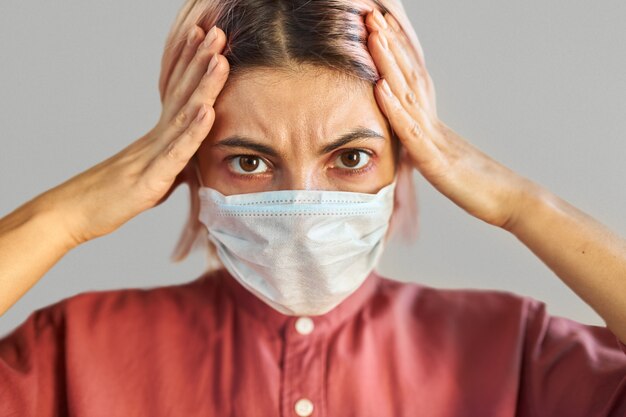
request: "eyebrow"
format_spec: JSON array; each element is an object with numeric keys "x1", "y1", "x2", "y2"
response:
[{"x1": 214, "y1": 127, "x2": 386, "y2": 158}]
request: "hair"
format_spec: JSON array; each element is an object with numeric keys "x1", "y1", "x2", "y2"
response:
[{"x1": 158, "y1": 0, "x2": 423, "y2": 267}]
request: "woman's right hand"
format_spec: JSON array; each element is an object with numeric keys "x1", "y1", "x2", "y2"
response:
[{"x1": 40, "y1": 25, "x2": 229, "y2": 247}]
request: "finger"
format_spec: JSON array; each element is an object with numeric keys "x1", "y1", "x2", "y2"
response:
[
  {"x1": 366, "y1": 13, "x2": 429, "y2": 113},
  {"x1": 384, "y1": 12, "x2": 427, "y2": 69},
  {"x1": 367, "y1": 30, "x2": 416, "y2": 106},
  {"x1": 164, "y1": 26, "x2": 225, "y2": 121},
  {"x1": 367, "y1": 30, "x2": 434, "y2": 125},
  {"x1": 374, "y1": 78, "x2": 444, "y2": 172},
  {"x1": 162, "y1": 52, "x2": 229, "y2": 146},
  {"x1": 366, "y1": 10, "x2": 418, "y2": 75},
  {"x1": 181, "y1": 52, "x2": 229, "y2": 122},
  {"x1": 164, "y1": 26, "x2": 205, "y2": 101},
  {"x1": 147, "y1": 103, "x2": 215, "y2": 187},
  {"x1": 382, "y1": 13, "x2": 437, "y2": 113},
  {"x1": 366, "y1": 11, "x2": 436, "y2": 112},
  {"x1": 365, "y1": 11, "x2": 426, "y2": 70},
  {"x1": 381, "y1": 21, "x2": 432, "y2": 109},
  {"x1": 388, "y1": 35, "x2": 435, "y2": 116}
]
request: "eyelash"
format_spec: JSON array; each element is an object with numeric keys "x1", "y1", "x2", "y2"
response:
[{"x1": 224, "y1": 149, "x2": 375, "y2": 178}]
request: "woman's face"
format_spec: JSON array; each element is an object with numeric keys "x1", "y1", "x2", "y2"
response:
[{"x1": 196, "y1": 67, "x2": 398, "y2": 195}]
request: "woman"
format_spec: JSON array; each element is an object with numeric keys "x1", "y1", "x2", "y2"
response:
[{"x1": 1, "y1": 0, "x2": 625, "y2": 415}]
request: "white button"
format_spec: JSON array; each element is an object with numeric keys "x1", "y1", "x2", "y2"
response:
[
  {"x1": 294, "y1": 317, "x2": 315, "y2": 335},
  {"x1": 294, "y1": 398, "x2": 314, "y2": 416}
]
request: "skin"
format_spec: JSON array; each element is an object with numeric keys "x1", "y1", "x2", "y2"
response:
[
  {"x1": 0, "y1": 10, "x2": 625, "y2": 349},
  {"x1": 196, "y1": 68, "x2": 397, "y2": 195}
]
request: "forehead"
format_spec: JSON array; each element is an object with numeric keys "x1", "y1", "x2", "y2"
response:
[{"x1": 209, "y1": 67, "x2": 390, "y2": 146}]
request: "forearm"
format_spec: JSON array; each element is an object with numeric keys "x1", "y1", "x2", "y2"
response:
[
  {"x1": 508, "y1": 182, "x2": 626, "y2": 342},
  {"x1": 0, "y1": 194, "x2": 77, "y2": 316}
]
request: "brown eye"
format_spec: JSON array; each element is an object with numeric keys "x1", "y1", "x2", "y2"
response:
[
  {"x1": 229, "y1": 156, "x2": 269, "y2": 175},
  {"x1": 340, "y1": 151, "x2": 360, "y2": 167},
  {"x1": 336, "y1": 150, "x2": 370, "y2": 170},
  {"x1": 240, "y1": 156, "x2": 259, "y2": 172}
]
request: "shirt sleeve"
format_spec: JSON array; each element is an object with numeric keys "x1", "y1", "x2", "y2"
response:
[
  {"x1": 0, "y1": 302, "x2": 66, "y2": 417},
  {"x1": 517, "y1": 298, "x2": 626, "y2": 417}
]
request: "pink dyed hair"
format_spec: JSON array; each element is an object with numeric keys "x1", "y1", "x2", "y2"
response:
[{"x1": 158, "y1": 0, "x2": 423, "y2": 265}]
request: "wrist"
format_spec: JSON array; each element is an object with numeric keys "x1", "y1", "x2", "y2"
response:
[
  {"x1": 502, "y1": 179, "x2": 555, "y2": 236},
  {"x1": 28, "y1": 191, "x2": 85, "y2": 251}
]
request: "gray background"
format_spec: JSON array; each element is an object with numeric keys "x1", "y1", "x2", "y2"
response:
[{"x1": 1, "y1": 1, "x2": 624, "y2": 337}]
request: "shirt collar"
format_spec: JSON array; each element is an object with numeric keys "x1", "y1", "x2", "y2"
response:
[{"x1": 210, "y1": 267, "x2": 382, "y2": 336}]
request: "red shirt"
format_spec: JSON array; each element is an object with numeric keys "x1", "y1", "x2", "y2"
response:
[{"x1": 1, "y1": 267, "x2": 626, "y2": 416}]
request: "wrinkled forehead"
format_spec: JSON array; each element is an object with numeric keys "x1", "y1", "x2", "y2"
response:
[{"x1": 209, "y1": 67, "x2": 391, "y2": 149}]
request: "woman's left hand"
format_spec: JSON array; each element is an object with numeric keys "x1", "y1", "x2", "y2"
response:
[{"x1": 365, "y1": 10, "x2": 534, "y2": 231}]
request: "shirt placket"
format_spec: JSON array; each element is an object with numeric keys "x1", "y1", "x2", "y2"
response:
[{"x1": 281, "y1": 316, "x2": 326, "y2": 417}]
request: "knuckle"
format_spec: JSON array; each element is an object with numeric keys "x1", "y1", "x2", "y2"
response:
[
  {"x1": 409, "y1": 70, "x2": 420, "y2": 84},
  {"x1": 172, "y1": 110, "x2": 189, "y2": 129},
  {"x1": 185, "y1": 125, "x2": 203, "y2": 145},
  {"x1": 405, "y1": 91, "x2": 418, "y2": 105},
  {"x1": 165, "y1": 139, "x2": 184, "y2": 161},
  {"x1": 408, "y1": 122, "x2": 423, "y2": 139},
  {"x1": 171, "y1": 85, "x2": 185, "y2": 102}
]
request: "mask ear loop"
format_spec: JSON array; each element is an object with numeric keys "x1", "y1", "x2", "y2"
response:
[{"x1": 170, "y1": 159, "x2": 205, "y2": 262}]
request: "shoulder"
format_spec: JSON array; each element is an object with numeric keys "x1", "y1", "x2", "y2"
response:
[
  {"x1": 375, "y1": 271, "x2": 535, "y2": 311},
  {"x1": 20, "y1": 269, "x2": 225, "y2": 340},
  {"x1": 372, "y1": 271, "x2": 538, "y2": 329}
]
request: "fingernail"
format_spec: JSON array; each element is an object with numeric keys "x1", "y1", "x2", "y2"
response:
[
  {"x1": 373, "y1": 9, "x2": 388, "y2": 30},
  {"x1": 378, "y1": 31, "x2": 388, "y2": 50},
  {"x1": 196, "y1": 104, "x2": 208, "y2": 122},
  {"x1": 187, "y1": 26, "x2": 198, "y2": 46},
  {"x1": 203, "y1": 25, "x2": 217, "y2": 48},
  {"x1": 208, "y1": 53, "x2": 219, "y2": 73},
  {"x1": 381, "y1": 79, "x2": 393, "y2": 97}
]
